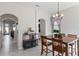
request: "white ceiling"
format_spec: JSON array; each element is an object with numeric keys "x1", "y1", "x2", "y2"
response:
[
  {"x1": 32, "y1": 2, "x2": 79, "y2": 13},
  {"x1": 0, "y1": 2, "x2": 79, "y2": 13}
]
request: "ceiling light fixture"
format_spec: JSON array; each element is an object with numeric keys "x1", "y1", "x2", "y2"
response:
[{"x1": 52, "y1": 2, "x2": 64, "y2": 20}]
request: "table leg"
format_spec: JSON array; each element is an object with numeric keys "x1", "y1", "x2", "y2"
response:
[
  {"x1": 75, "y1": 41, "x2": 76, "y2": 55},
  {"x1": 52, "y1": 42, "x2": 54, "y2": 56},
  {"x1": 66, "y1": 44, "x2": 68, "y2": 56},
  {"x1": 77, "y1": 39, "x2": 79, "y2": 56}
]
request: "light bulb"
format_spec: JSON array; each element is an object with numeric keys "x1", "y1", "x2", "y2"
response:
[
  {"x1": 53, "y1": 15, "x2": 55, "y2": 17},
  {"x1": 61, "y1": 13, "x2": 64, "y2": 17},
  {"x1": 56, "y1": 13, "x2": 59, "y2": 16}
]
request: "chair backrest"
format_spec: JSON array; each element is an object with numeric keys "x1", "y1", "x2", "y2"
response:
[
  {"x1": 53, "y1": 36, "x2": 63, "y2": 46},
  {"x1": 53, "y1": 37, "x2": 65, "y2": 54},
  {"x1": 53, "y1": 37, "x2": 67, "y2": 55},
  {"x1": 54, "y1": 34, "x2": 63, "y2": 38},
  {"x1": 67, "y1": 34, "x2": 77, "y2": 38},
  {"x1": 41, "y1": 35, "x2": 48, "y2": 46},
  {"x1": 61, "y1": 33, "x2": 65, "y2": 37}
]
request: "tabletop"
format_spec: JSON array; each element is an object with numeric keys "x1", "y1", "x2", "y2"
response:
[{"x1": 45, "y1": 35, "x2": 77, "y2": 44}]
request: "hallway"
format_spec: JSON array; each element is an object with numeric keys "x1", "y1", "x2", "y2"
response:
[{"x1": 1, "y1": 35, "x2": 17, "y2": 52}]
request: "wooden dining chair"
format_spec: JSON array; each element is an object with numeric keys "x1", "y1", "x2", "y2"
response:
[
  {"x1": 40, "y1": 35, "x2": 52, "y2": 56},
  {"x1": 67, "y1": 34, "x2": 77, "y2": 56},
  {"x1": 52, "y1": 35, "x2": 67, "y2": 56},
  {"x1": 54, "y1": 33, "x2": 65, "y2": 38}
]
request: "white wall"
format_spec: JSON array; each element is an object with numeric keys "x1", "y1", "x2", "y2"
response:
[
  {"x1": 61, "y1": 5, "x2": 79, "y2": 35},
  {"x1": 0, "y1": 3, "x2": 51, "y2": 49},
  {"x1": 37, "y1": 7, "x2": 52, "y2": 35}
]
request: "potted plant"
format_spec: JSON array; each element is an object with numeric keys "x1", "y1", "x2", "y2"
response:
[{"x1": 53, "y1": 29, "x2": 60, "y2": 33}]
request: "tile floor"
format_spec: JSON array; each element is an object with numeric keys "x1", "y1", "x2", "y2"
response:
[
  {"x1": 0, "y1": 35, "x2": 53, "y2": 56},
  {"x1": 0, "y1": 42, "x2": 52, "y2": 56},
  {"x1": 0, "y1": 35, "x2": 77, "y2": 56}
]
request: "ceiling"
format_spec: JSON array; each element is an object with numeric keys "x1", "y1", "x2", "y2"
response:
[
  {"x1": 0, "y1": 2, "x2": 79, "y2": 13},
  {"x1": 32, "y1": 2, "x2": 79, "y2": 13}
]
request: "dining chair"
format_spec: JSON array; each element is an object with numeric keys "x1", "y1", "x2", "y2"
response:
[
  {"x1": 52, "y1": 35, "x2": 67, "y2": 56},
  {"x1": 67, "y1": 34, "x2": 77, "y2": 56},
  {"x1": 40, "y1": 35, "x2": 52, "y2": 56},
  {"x1": 54, "y1": 33, "x2": 65, "y2": 38}
]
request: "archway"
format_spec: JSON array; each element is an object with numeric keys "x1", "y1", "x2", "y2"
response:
[
  {"x1": 0, "y1": 14, "x2": 18, "y2": 51},
  {"x1": 38, "y1": 19, "x2": 46, "y2": 36}
]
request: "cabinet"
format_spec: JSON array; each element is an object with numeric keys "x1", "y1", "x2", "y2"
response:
[
  {"x1": 23, "y1": 39, "x2": 38, "y2": 49},
  {"x1": 23, "y1": 33, "x2": 38, "y2": 49}
]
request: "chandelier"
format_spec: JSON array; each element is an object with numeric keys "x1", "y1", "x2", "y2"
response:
[{"x1": 52, "y1": 2, "x2": 64, "y2": 20}]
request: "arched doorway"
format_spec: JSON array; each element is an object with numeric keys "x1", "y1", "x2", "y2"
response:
[
  {"x1": 38, "y1": 19, "x2": 46, "y2": 37},
  {"x1": 0, "y1": 14, "x2": 18, "y2": 51}
]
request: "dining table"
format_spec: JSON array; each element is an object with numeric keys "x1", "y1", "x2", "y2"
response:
[{"x1": 45, "y1": 35, "x2": 78, "y2": 56}]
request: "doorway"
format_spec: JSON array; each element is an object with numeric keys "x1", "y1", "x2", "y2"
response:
[
  {"x1": 38, "y1": 19, "x2": 46, "y2": 36},
  {"x1": 0, "y1": 14, "x2": 18, "y2": 51}
]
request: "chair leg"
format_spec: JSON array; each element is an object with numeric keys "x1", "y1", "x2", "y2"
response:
[
  {"x1": 61, "y1": 49, "x2": 63, "y2": 56},
  {"x1": 46, "y1": 47, "x2": 48, "y2": 56},
  {"x1": 52, "y1": 45, "x2": 54, "y2": 56},
  {"x1": 41, "y1": 45, "x2": 43, "y2": 55},
  {"x1": 52, "y1": 50, "x2": 54, "y2": 56}
]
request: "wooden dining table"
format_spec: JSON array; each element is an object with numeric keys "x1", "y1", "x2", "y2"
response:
[{"x1": 45, "y1": 35, "x2": 78, "y2": 56}]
